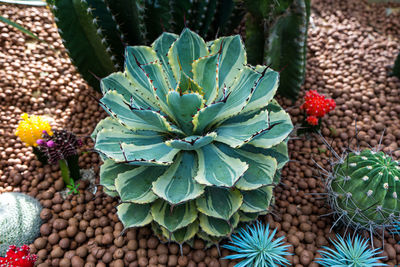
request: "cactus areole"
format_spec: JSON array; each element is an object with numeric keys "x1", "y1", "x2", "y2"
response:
[
  {"x1": 92, "y1": 28, "x2": 293, "y2": 245},
  {"x1": 328, "y1": 149, "x2": 400, "y2": 230}
]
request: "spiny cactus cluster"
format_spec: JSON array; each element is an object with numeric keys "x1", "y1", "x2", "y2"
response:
[
  {"x1": 92, "y1": 28, "x2": 293, "y2": 245},
  {"x1": 0, "y1": 192, "x2": 43, "y2": 256},
  {"x1": 46, "y1": 0, "x2": 310, "y2": 99},
  {"x1": 327, "y1": 149, "x2": 400, "y2": 232}
]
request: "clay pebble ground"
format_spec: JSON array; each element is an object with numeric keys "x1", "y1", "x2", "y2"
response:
[{"x1": 0, "y1": 0, "x2": 400, "y2": 266}]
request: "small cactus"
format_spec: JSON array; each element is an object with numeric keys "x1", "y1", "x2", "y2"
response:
[
  {"x1": 0, "y1": 193, "x2": 43, "y2": 256},
  {"x1": 327, "y1": 149, "x2": 400, "y2": 231},
  {"x1": 15, "y1": 113, "x2": 52, "y2": 147}
]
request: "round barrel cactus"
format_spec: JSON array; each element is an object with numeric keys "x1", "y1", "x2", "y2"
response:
[
  {"x1": 92, "y1": 28, "x2": 293, "y2": 244},
  {"x1": 327, "y1": 149, "x2": 400, "y2": 230},
  {"x1": 0, "y1": 192, "x2": 43, "y2": 256}
]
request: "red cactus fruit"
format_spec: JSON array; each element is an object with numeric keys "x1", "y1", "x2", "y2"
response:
[{"x1": 300, "y1": 90, "x2": 335, "y2": 126}]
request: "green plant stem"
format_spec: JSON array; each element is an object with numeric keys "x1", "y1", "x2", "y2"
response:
[{"x1": 59, "y1": 159, "x2": 71, "y2": 186}]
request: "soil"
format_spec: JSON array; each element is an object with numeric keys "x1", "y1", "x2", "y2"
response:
[{"x1": 0, "y1": 0, "x2": 400, "y2": 266}]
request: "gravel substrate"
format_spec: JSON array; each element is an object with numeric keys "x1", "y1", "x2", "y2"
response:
[{"x1": 0, "y1": 0, "x2": 400, "y2": 266}]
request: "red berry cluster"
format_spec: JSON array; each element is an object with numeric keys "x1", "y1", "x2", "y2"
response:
[
  {"x1": 300, "y1": 90, "x2": 336, "y2": 125},
  {"x1": 0, "y1": 245, "x2": 37, "y2": 267}
]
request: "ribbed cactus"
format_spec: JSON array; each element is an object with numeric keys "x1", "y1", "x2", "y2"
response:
[
  {"x1": 91, "y1": 28, "x2": 293, "y2": 245},
  {"x1": 0, "y1": 192, "x2": 43, "y2": 256},
  {"x1": 327, "y1": 149, "x2": 400, "y2": 230},
  {"x1": 393, "y1": 51, "x2": 400, "y2": 78},
  {"x1": 45, "y1": 0, "x2": 309, "y2": 98}
]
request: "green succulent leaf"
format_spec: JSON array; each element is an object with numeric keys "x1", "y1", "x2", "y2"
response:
[
  {"x1": 165, "y1": 133, "x2": 217, "y2": 151},
  {"x1": 215, "y1": 110, "x2": 269, "y2": 148},
  {"x1": 167, "y1": 91, "x2": 204, "y2": 135},
  {"x1": 248, "y1": 101, "x2": 293, "y2": 149},
  {"x1": 117, "y1": 203, "x2": 153, "y2": 228},
  {"x1": 152, "y1": 32, "x2": 179, "y2": 89},
  {"x1": 209, "y1": 35, "x2": 246, "y2": 90},
  {"x1": 196, "y1": 187, "x2": 243, "y2": 220},
  {"x1": 100, "y1": 90, "x2": 182, "y2": 134},
  {"x1": 194, "y1": 144, "x2": 248, "y2": 187},
  {"x1": 192, "y1": 52, "x2": 220, "y2": 104},
  {"x1": 115, "y1": 166, "x2": 167, "y2": 204},
  {"x1": 218, "y1": 143, "x2": 278, "y2": 190},
  {"x1": 238, "y1": 211, "x2": 259, "y2": 222},
  {"x1": 100, "y1": 159, "x2": 137, "y2": 191},
  {"x1": 168, "y1": 28, "x2": 208, "y2": 80},
  {"x1": 199, "y1": 212, "x2": 240, "y2": 237},
  {"x1": 243, "y1": 140, "x2": 289, "y2": 170},
  {"x1": 151, "y1": 200, "x2": 197, "y2": 232},
  {"x1": 152, "y1": 152, "x2": 205, "y2": 205},
  {"x1": 101, "y1": 72, "x2": 156, "y2": 110},
  {"x1": 241, "y1": 69, "x2": 279, "y2": 114},
  {"x1": 160, "y1": 221, "x2": 199, "y2": 244},
  {"x1": 240, "y1": 186, "x2": 273, "y2": 213}
]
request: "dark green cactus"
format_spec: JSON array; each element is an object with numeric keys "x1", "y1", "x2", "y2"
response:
[
  {"x1": 393, "y1": 52, "x2": 400, "y2": 78},
  {"x1": 327, "y1": 149, "x2": 400, "y2": 231},
  {"x1": 46, "y1": 0, "x2": 310, "y2": 97}
]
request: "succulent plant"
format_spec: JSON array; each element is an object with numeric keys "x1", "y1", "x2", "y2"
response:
[
  {"x1": 0, "y1": 192, "x2": 43, "y2": 256},
  {"x1": 44, "y1": 0, "x2": 309, "y2": 99},
  {"x1": 317, "y1": 234, "x2": 386, "y2": 267},
  {"x1": 92, "y1": 28, "x2": 293, "y2": 244},
  {"x1": 0, "y1": 245, "x2": 38, "y2": 267},
  {"x1": 15, "y1": 113, "x2": 52, "y2": 147},
  {"x1": 326, "y1": 149, "x2": 400, "y2": 232},
  {"x1": 223, "y1": 221, "x2": 291, "y2": 267}
]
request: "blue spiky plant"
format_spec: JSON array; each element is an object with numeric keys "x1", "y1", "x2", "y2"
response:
[
  {"x1": 222, "y1": 221, "x2": 291, "y2": 267},
  {"x1": 317, "y1": 234, "x2": 387, "y2": 267}
]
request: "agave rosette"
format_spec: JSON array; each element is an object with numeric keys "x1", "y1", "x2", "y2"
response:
[{"x1": 92, "y1": 28, "x2": 293, "y2": 244}]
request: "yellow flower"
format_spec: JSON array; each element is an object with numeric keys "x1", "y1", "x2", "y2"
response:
[{"x1": 15, "y1": 113, "x2": 53, "y2": 146}]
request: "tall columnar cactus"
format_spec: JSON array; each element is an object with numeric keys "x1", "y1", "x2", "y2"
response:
[
  {"x1": 393, "y1": 52, "x2": 400, "y2": 78},
  {"x1": 327, "y1": 149, "x2": 400, "y2": 231},
  {"x1": 45, "y1": 0, "x2": 309, "y2": 98},
  {"x1": 92, "y1": 28, "x2": 293, "y2": 245},
  {"x1": 0, "y1": 192, "x2": 43, "y2": 256}
]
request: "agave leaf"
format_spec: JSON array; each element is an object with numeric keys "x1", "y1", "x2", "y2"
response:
[
  {"x1": 238, "y1": 211, "x2": 259, "y2": 222},
  {"x1": 152, "y1": 152, "x2": 205, "y2": 205},
  {"x1": 209, "y1": 35, "x2": 247, "y2": 90},
  {"x1": 101, "y1": 72, "x2": 158, "y2": 110},
  {"x1": 142, "y1": 62, "x2": 171, "y2": 106},
  {"x1": 95, "y1": 127, "x2": 179, "y2": 165},
  {"x1": 199, "y1": 212, "x2": 240, "y2": 237},
  {"x1": 103, "y1": 187, "x2": 118, "y2": 197},
  {"x1": 91, "y1": 117, "x2": 121, "y2": 141},
  {"x1": 100, "y1": 90, "x2": 182, "y2": 134},
  {"x1": 218, "y1": 143, "x2": 278, "y2": 190},
  {"x1": 243, "y1": 140, "x2": 289, "y2": 170},
  {"x1": 248, "y1": 103, "x2": 293, "y2": 149},
  {"x1": 151, "y1": 200, "x2": 197, "y2": 232},
  {"x1": 167, "y1": 91, "x2": 204, "y2": 135},
  {"x1": 241, "y1": 69, "x2": 279, "y2": 114},
  {"x1": 196, "y1": 187, "x2": 243, "y2": 220},
  {"x1": 160, "y1": 221, "x2": 199, "y2": 244},
  {"x1": 125, "y1": 46, "x2": 160, "y2": 98},
  {"x1": 168, "y1": 28, "x2": 208, "y2": 81},
  {"x1": 152, "y1": 32, "x2": 179, "y2": 89},
  {"x1": 192, "y1": 53, "x2": 220, "y2": 104},
  {"x1": 166, "y1": 132, "x2": 217, "y2": 151},
  {"x1": 100, "y1": 159, "x2": 137, "y2": 191},
  {"x1": 240, "y1": 186, "x2": 273, "y2": 213},
  {"x1": 115, "y1": 166, "x2": 167, "y2": 204},
  {"x1": 117, "y1": 202, "x2": 153, "y2": 228},
  {"x1": 194, "y1": 144, "x2": 248, "y2": 187},
  {"x1": 192, "y1": 66, "x2": 262, "y2": 134},
  {"x1": 215, "y1": 110, "x2": 269, "y2": 148}
]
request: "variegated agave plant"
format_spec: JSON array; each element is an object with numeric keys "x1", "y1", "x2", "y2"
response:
[{"x1": 92, "y1": 28, "x2": 293, "y2": 245}]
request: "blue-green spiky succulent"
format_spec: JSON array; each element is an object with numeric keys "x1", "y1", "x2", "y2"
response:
[
  {"x1": 223, "y1": 221, "x2": 291, "y2": 267},
  {"x1": 0, "y1": 192, "x2": 43, "y2": 256},
  {"x1": 317, "y1": 234, "x2": 387, "y2": 267},
  {"x1": 92, "y1": 28, "x2": 293, "y2": 245}
]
